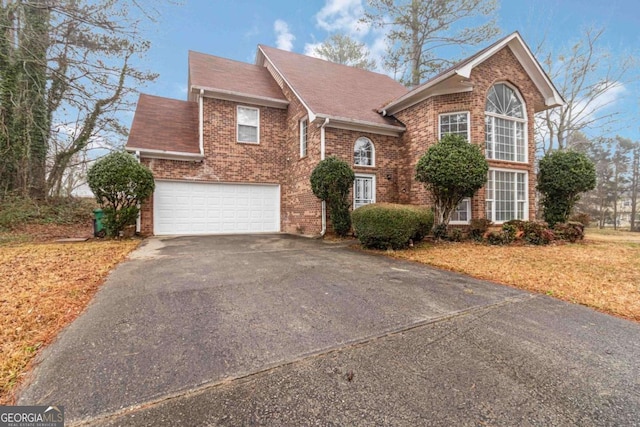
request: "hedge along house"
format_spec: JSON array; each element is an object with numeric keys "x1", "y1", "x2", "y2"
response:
[{"x1": 126, "y1": 32, "x2": 563, "y2": 236}]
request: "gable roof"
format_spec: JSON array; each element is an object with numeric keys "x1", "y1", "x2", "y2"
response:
[
  {"x1": 188, "y1": 51, "x2": 288, "y2": 108},
  {"x1": 257, "y1": 45, "x2": 407, "y2": 134},
  {"x1": 126, "y1": 94, "x2": 201, "y2": 159},
  {"x1": 380, "y1": 32, "x2": 565, "y2": 116}
]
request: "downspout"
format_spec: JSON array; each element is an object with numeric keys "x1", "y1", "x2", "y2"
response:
[
  {"x1": 198, "y1": 89, "x2": 204, "y2": 156},
  {"x1": 320, "y1": 118, "x2": 329, "y2": 236},
  {"x1": 135, "y1": 150, "x2": 141, "y2": 234}
]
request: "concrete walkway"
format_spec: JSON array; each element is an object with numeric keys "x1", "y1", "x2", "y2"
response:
[{"x1": 17, "y1": 235, "x2": 640, "y2": 426}]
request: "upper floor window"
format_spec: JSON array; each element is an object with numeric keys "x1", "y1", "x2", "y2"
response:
[
  {"x1": 485, "y1": 83, "x2": 526, "y2": 163},
  {"x1": 237, "y1": 106, "x2": 259, "y2": 144},
  {"x1": 299, "y1": 118, "x2": 308, "y2": 157},
  {"x1": 354, "y1": 137, "x2": 374, "y2": 167},
  {"x1": 439, "y1": 112, "x2": 470, "y2": 141}
]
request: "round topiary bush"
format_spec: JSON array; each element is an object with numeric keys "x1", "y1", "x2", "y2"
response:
[
  {"x1": 87, "y1": 151, "x2": 155, "y2": 237},
  {"x1": 351, "y1": 203, "x2": 433, "y2": 249},
  {"x1": 310, "y1": 156, "x2": 355, "y2": 236}
]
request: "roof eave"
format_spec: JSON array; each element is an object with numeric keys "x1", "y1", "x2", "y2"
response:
[
  {"x1": 314, "y1": 113, "x2": 406, "y2": 137},
  {"x1": 381, "y1": 32, "x2": 565, "y2": 115},
  {"x1": 190, "y1": 85, "x2": 288, "y2": 109},
  {"x1": 126, "y1": 146, "x2": 204, "y2": 162}
]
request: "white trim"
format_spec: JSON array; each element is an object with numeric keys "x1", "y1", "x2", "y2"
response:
[
  {"x1": 449, "y1": 198, "x2": 471, "y2": 225},
  {"x1": 315, "y1": 113, "x2": 405, "y2": 137},
  {"x1": 237, "y1": 105, "x2": 260, "y2": 144},
  {"x1": 484, "y1": 82, "x2": 528, "y2": 164},
  {"x1": 485, "y1": 168, "x2": 529, "y2": 224},
  {"x1": 381, "y1": 32, "x2": 565, "y2": 115},
  {"x1": 191, "y1": 85, "x2": 288, "y2": 109},
  {"x1": 126, "y1": 147, "x2": 204, "y2": 161},
  {"x1": 354, "y1": 136, "x2": 375, "y2": 167},
  {"x1": 353, "y1": 173, "x2": 376, "y2": 209},
  {"x1": 438, "y1": 111, "x2": 471, "y2": 141},
  {"x1": 198, "y1": 89, "x2": 204, "y2": 155},
  {"x1": 299, "y1": 117, "x2": 308, "y2": 158}
]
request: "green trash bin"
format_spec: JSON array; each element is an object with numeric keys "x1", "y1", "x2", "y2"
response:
[{"x1": 93, "y1": 208, "x2": 105, "y2": 237}]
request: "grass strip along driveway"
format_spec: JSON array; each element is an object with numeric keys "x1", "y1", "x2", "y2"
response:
[
  {"x1": 0, "y1": 240, "x2": 139, "y2": 404},
  {"x1": 390, "y1": 230, "x2": 640, "y2": 322}
]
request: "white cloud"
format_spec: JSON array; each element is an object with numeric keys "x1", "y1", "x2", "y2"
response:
[
  {"x1": 303, "y1": 42, "x2": 323, "y2": 59},
  {"x1": 274, "y1": 19, "x2": 295, "y2": 51},
  {"x1": 316, "y1": 0, "x2": 369, "y2": 37}
]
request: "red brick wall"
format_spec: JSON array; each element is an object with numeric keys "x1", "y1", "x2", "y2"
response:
[
  {"x1": 140, "y1": 45, "x2": 548, "y2": 235},
  {"x1": 139, "y1": 97, "x2": 287, "y2": 235},
  {"x1": 325, "y1": 128, "x2": 403, "y2": 205},
  {"x1": 394, "y1": 45, "x2": 545, "y2": 222},
  {"x1": 278, "y1": 85, "x2": 323, "y2": 235}
]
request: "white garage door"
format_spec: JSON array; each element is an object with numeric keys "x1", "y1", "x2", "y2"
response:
[{"x1": 154, "y1": 181, "x2": 280, "y2": 235}]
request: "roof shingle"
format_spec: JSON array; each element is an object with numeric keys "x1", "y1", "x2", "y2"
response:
[
  {"x1": 189, "y1": 51, "x2": 287, "y2": 102},
  {"x1": 258, "y1": 45, "x2": 408, "y2": 126},
  {"x1": 126, "y1": 94, "x2": 199, "y2": 154}
]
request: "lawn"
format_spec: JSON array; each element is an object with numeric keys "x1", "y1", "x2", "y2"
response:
[
  {"x1": 0, "y1": 239, "x2": 140, "y2": 404},
  {"x1": 389, "y1": 228, "x2": 640, "y2": 322}
]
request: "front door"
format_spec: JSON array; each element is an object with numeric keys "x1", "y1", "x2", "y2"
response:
[{"x1": 354, "y1": 175, "x2": 375, "y2": 209}]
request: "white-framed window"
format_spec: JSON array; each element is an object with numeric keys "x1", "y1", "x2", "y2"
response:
[
  {"x1": 354, "y1": 137, "x2": 375, "y2": 167},
  {"x1": 485, "y1": 83, "x2": 527, "y2": 163},
  {"x1": 439, "y1": 111, "x2": 470, "y2": 141},
  {"x1": 354, "y1": 174, "x2": 375, "y2": 209},
  {"x1": 450, "y1": 198, "x2": 471, "y2": 224},
  {"x1": 485, "y1": 169, "x2": 528, "y2": 223},
  {"x1": 299, "y1": 118, "x2": 308, "y2": 157},
  {"x1": 237, "y1": 106, "x2": 259, "y2": 144}
]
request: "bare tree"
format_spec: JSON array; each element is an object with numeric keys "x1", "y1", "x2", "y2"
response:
[
  {"x1": 536, "y1": 28, "x2": 636, "y2": 154},
  {"x1": 0, "y1": 0, "x2": 170, "y2": 198},
  {"x1": 362, "y1": 0, "x2": 499, "y2": 86},
  {"x1": 313, "y1": 33, "x2": 377, "y2": 70}
]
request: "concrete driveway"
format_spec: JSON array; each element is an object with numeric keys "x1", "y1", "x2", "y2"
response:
[{"x1": 17, "y1": 234, "x2": 640, "y2": 426}]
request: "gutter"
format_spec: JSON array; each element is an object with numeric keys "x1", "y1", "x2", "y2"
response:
[
  {"x1": 199, "y1": 89, "x2": 204, "y2": 156},
  {"x1": 135, "y1": 150, "x2": 141, "y2": 234},
  {"x1": 319, "y1": 117, "x2": 329, "y2": 237}
]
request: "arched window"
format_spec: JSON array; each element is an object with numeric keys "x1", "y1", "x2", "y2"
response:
[
  {"x1": 354, "y1": 137, "x2": 374, "y2": 166},
  {"x1": 485, "y1": 83, "x2": 527, "y2": 163}
]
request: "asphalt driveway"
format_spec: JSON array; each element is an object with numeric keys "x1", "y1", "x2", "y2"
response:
[{"x1": 17, "y1": 234, "x2": 640, "y2": 425}]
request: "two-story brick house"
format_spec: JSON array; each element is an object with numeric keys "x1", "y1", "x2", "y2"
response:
[{"x1": 126, "y1": 32, "x2": 563, "y2": 236}]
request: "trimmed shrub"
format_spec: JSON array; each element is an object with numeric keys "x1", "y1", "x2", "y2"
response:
[
  {"x1": 538, "y1": 150, "x2": 596, "y2": 227},
  {"x1": 447, "y1": 228, "x2": 464, "y2": 242},
  {"x1": 486, "y1": 230, "x2": 508, "y2": 245},
  {"x1": 569, "y1": 212, "x2": 591, "y2": 227},
  {"x1": 521, "y1": 221, "x2": 555, "y2": 245},
  {"x1": 415, "y1": 134, "x2": 488, "y2": 230},
  {"x1": 469, "y1": 218, "x2": 492, "y2": 241},
  {"x1": 310, "y1": 157, "x2": 355, "y2": 237},
  {"x1": 554, "y1": 221, "x2": 585, "y2": 242},
  {"x1": 501, "y1": 222, "x2": 518, "y2": 244},
  {"x1": 432, "y1": 223, "x2": 447, "y2": 240},
  {"x1": 352, "y1": 203, "x2": 433, "y2": 249},
  {"x1": 87, "y1": 152, "x2": 155, "y2": 237}
]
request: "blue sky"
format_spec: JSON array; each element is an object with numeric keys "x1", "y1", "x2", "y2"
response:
[{"x1": 138, "y1": 0, "x2": 640, "y2": 141}]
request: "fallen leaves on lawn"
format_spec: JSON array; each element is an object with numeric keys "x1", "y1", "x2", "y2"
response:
[
  {"x1": 389, "y1": 239, "x2": 640, "y2": 322},
  {"x1": 0, "y1": 239, "x2": 140, "y2": 404}
]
